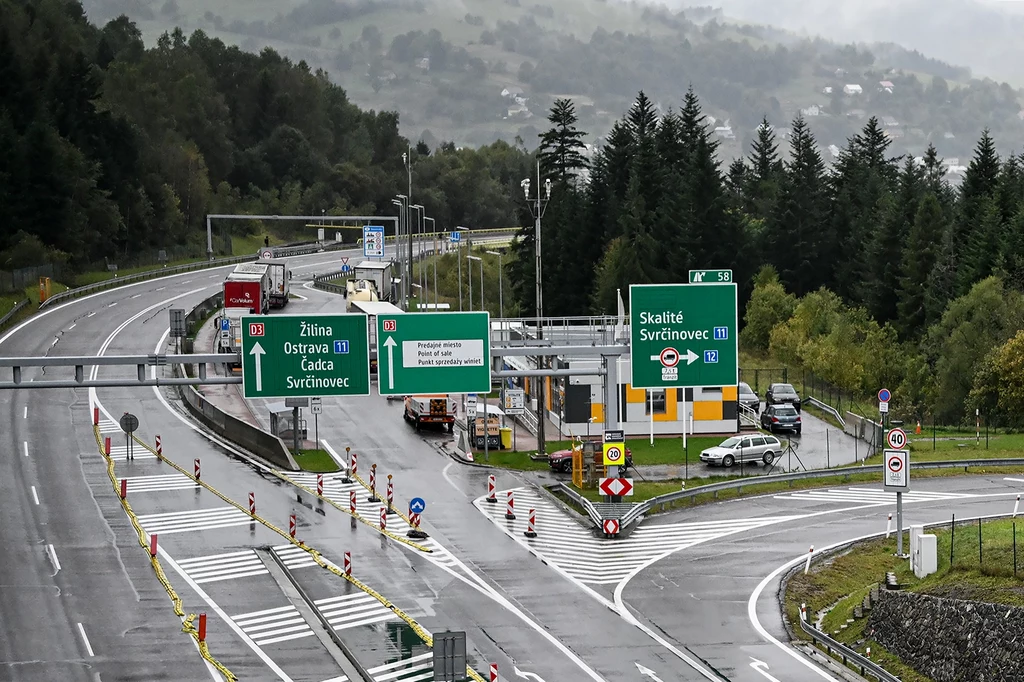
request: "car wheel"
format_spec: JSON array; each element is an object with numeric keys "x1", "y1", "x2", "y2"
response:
[
  {"x1": 762, "y1": 451, "x2": 775, "y2": 465},
  {"x1": 559, "y1": 461, "x2": 571, "y2": 474},
  {"x1": 796, "y1": 427, "x2": 802, "y2": 435},
  {"x1": 722, "y1": 454, "x2": 735, "y2": 468}
]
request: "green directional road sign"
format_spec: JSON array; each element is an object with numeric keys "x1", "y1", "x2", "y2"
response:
[
  {"x1": 241, "y1": 314, "x2": 370, "y2": 398},
  {"x1": 629, "y1": 283, "x2": 738, "y2": 389},
  {"x1": 376, "y1": 311, "x2": 491, "y2": 395},
  {"x1": 689, "y1": 269, "x2": 733, "y2": 284}
]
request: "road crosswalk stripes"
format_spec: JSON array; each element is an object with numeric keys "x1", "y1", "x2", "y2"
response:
[
  {"x1": 107, "y1": 445, "x2": 156, "y2": 462},
  {"x1": 120, "y1": 473, "x2": 195, "y2": 493},
  {"x1": 476, "y1": 487, "x2": 802, "y2": 585},
  {"x1": 314, "y1": 593, "x2": 398, "y2": 631},
  {"x1": 420, "y1": 539, "x2": 459, "y2": 570},
  {"x1": 367, "y1": 652, "x2": 433, "y2": 682},
  {"x1": 97, "y1": 419, "x2": 122, "y2": 434},
  {"x1": 136, "y1": 506, "x2": 254, "y2": 535},
  {"x1": 176, "y1": 550, "x2": 269, "y2": 584},
  {"x1": 773, "y1": 486, "x2": 976, "y2": 505},
  {"x1": 231, "y1": 605, "x2": 315, "y2": 646},
  {"x1": 273, "y1": 543, "x2": 320, "y2": 570}
]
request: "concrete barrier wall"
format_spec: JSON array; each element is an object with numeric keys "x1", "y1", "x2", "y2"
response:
[
  {"x1": 175, "y1": 291, "x2": 298, "y2": 471},
  {"x1": 844, "y1": 411, "x2": 883, "y2": 447}
]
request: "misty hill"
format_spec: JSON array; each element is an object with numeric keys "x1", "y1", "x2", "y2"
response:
[{"x1": 81, "y1": 0, "x2": 1024, "y2": 161}]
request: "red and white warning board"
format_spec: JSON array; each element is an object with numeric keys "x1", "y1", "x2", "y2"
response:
[
  {"x1": 602, "y1": 519, "x2": 620, "y2": 535},
  {"x1": 598, "y1": 478, "x2": 634, "y2": 497},
  {"x1": 883, "y1": 449, "x2": 909, "y2": 492}
]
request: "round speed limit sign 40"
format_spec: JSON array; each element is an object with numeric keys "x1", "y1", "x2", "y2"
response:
[{"x1": 886, "y1": 428, "x2": 907, "y2": 450}]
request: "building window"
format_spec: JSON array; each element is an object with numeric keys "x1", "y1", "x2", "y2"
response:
[{"x1": 645, "y1": 389, "x2": 667, "y2": 415}]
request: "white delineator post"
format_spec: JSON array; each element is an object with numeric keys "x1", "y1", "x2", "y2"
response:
[
  {"x1": 886, "y1": 513, "x2": 893, "y2": 538},
  {"x1": 804, "y1": 545, "x2": 814, "y2": 575}
]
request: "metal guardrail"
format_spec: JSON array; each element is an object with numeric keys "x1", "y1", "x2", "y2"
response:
[
  {"x1": 636, "y1": 457, "x2": 1024, "y2": 514},
  {"x1": 552, "y1": 482, "x2": 603, "y2": 527},
  {"x1": 0, "y1": 299, "x2": 29, "y2": 331},
  {"x1": 805, "y1": 396, "x2": 847, "y2": 427},
  {"x1": 37, "y1": 241, "x2": 351, "y2": 310},
  {"x1": 798, "y1": 617, "x2": 899, "y2": 681}
]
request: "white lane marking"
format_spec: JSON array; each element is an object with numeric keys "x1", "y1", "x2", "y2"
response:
[
  {"x1": 207, "y1": 275, "x2": 218, "y2": 279},
  {"x1": 750, "y1": 658, "x2": 783, "y2": 682},
  {"x1": 31, "y1": 486, "x2": 39, "y2": 505},
  {"x1": 441, "y1": 461, "x2": 461, "y2": 493},
  {"x1": 23, "y1": 406, "x2": 27, "y2": 419},
  {"x1": 315, "y1": 593, "x2": 398, "y2": 630},
  {"x1": 130, "y1": 294, "x2": 142, "y2": 299},
  {"x1": 1005, "y1": 478, "x2": 1024, "y2": 483},
  {"x1": 46, "y1": 544, "x2": 61, "y2": 574},
  {"x1": 76, "y1": 623, "x2": 95, "y2": 657},
  {"x1": 290, "y1": 291, "x2": 308, "y2": 301},
  {"x1": 121, "y1": 473, "x2": 197, "y2": 492},
  {"x1": 273, "y1": 544, "x2": 320, "y2": 570},
  {"x1": 136, "y1": 506, "x2": 253, "y2": 535},
  {"x1": 68, "y1": 323, "x2": 76, "y2": 330},
  {"x1": 182, "y1": 280, "x2": 192, "y2": 284},
  {"x1": 23, "y1": 441, "x2": 28, "y2": 457},
  {"x1": 160, "y1": 547, "x2": 293, "y2": 680},
  {"x1": 177, "y1": 550, "x2": 269, "y2": 584},
  {"x1": 155, "y1": 287, "x2": 165, "y2": 291},
  {"x1": 321, "y1": 439, "x2": 347, "y2": 470},
  {"x1": 107, "y1": 302, "x2": 117, "y2": 307},
  {"x1": 232, "y1": 604, "x2": 315, "y2": 646},
  {"x1": 87, "y1": 312, "x2": 96, "y2": 317}
]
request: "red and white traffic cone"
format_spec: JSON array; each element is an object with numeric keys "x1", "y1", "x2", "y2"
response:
[
  {"x1": 155, "y1": 434, "x2": 162, "y2": 460},
  {"x1": 407, "y1": 507, "x2": 428, "y2": 539},
  {"x1": 93, "y1": 407, "x2": 99, "y2": 426},
  {"x1": 104, "y1": 437, "x2": 111, "y2": 456},
  {"x1": 490, "y1": 663, "x2": 498, "y2": 681},
  {"x1": 194, "y1": 458, "x2": 201, "y2": 481},
  {"x1": 350, "y1": 490, "x2": 356, "y2": 514},
  {"x1": 386, "y1": 475, "x2": 394, "y2": 514},
  {"x1": 344, "y1": 551, "x2": 351, "y2": 577},
  {"x1": 505, "y1": 490, "x2": 516, "y2": 520},
  {"x1": 149, "y1": 533, "x2": 158, "y2": 557},
  {"x1": 249, "y1": 492, "x2": 256, "y2": 517},
  {"x1": 198, "y1": 613, "x2": 207, "y2": 642},
  {"x1": 317, "y1": 473, "x2": 324, "y2": 497},
  {"x1": 367, "y1": 464, "x2": 377, "y2": 502},
  {"x1": 289, "y1": 514, "x2": 296, "y2": 539},
  {"x1": 120, "y1": 478, "x2": 127, "y2": 500},
  {"x1": 524, "y1": 508, "x2": 537, "y2": 538},
  {"x1": 380, "y1": 506, "x2": 387, "y2": 532},
  {"x1": 486, "y1": 474, "x2": 496, "y2": 503},
  {"x1": 350, "y1": 451, "x2": 357, "y2": 477}
]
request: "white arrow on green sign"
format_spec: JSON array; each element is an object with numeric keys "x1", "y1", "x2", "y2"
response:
[
  {"x1": 376, "y1": 311, "x2": 491, "y2": 395},
  {"x1": 241, "y1": 314, "x2": 370, "y2": 398}
]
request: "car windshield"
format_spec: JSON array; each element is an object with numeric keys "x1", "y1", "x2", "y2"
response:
[
  {"x1": 775, "y1": 385, "x2": 797, "y2": 395},
  {"x1": 739, "y1": 383, "x2": 755, "y2": 396},
  {"x1": 774, "y1": 406, "x2": 797, "y2": 416},
  {"x1": 719, "y1": 437, "x2": 742, "y2": 448}
]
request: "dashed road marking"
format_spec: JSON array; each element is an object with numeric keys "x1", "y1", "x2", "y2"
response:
[
  {"x1": 121, "y1": 473, "x2": 196, "y2": 493},
  {"x1": 137, "y1": 506, "x2": 253, "y2": 535},
  {"x1": 76, "y1": 623, "x2": 94, "y2": 657},
  {"x1": 273, "y1": 544, "x2": 319, "y2": 570},
  {"x1": 231, "y1": 605, "x2": 315, "y2": 646},
  {"x1": 368, "y1": 652, "x2": 433, "y2": 681},
  {"x1": 177, "y1": 550, "x2": 269, "y2": 584},
  {"x1": 31, "y1": 486, "x2": 39, "y2": 505},
  {"x1": 23, "y1": 441, "x2": 28, "y2": 457},
  {"x1": 477, "y1": 487, "x2": 800, "y2": 585},
  {"x1": 314, "y1": 593, "x2": 398, "y2": 631}
]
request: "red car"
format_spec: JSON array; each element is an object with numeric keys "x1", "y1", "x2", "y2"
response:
[{"x1": 548, "y1": 441, "x2": 632, "y2": 474}]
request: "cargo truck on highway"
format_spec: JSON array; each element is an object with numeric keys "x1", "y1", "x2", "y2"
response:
[
  {"x1": 403, "y1": 395, "x2": 456, "y2": 433},
  {"x1": 216, "y1": 266, "x2": 271, "y2": 367},
  {"x1": 351, "y1": 261, "x2": 394, "y2": 302}
]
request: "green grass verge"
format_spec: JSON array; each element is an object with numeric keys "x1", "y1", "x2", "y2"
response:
[
  {"x1": 786, "y1": 518, "x2": 1024, "y2": 681},
  {"x1": 513, "y1": 435, "x2": 728, "y2": 462},
  {"x1": 292, "y1": 449, "x2": 340, "y2": 473},
  {"x1": 471, "y1": 451, "x2": 549, "y2": 470}
]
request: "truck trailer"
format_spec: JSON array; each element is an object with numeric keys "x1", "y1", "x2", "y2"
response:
[
  {"x1": 403, "y1": 395, "x2": 456, "y2": 433},
  {"x1": 352, "y1": 261, "x2": 394, "y2": 302},
  {"x1": 252, "y1": 258, "x2": 291, "y2": 308}
]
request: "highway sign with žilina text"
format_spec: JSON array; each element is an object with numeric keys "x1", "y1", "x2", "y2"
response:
[
  {"x1": 376, "y1": 312, "x2": 491, "y2": 396},
  {"x1": 629, "y1": 283, "x2": 738, "y2": 389},
  {"x1": 241, "y1": 314, "x2": 370, "y2": 399}
]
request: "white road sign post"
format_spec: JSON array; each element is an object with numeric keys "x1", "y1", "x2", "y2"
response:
[{"x1": 884, "y1": 448, "x2": 910, "y2": 556}]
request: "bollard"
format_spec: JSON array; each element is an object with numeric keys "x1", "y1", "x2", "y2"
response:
[
  {"x1": 350, "y1": 451, "x2": 357, "y2": 476},
  {"x1": 486, "y1": 474, "x2": 496, "y2": 503},
  {"x1": 380, "y1": 506, "x2": 387, "y2": 532},
  {"x1": 317, "y1": 474, "x2": 324, "y2": 497},
  {"x1": 804, "y1": 545, "x2": 814, "y2": 575},
  {"x1": 350, "y1": 490, "x2": 356, "y2": 514},
  {"x1": 120, "y1": 478, "x2": 127, "y2": 500},
  {"x1": 386, "y1": 475, "x2": 394, "y2": 514},
  {"x1": 149, "y1": 533, "x2": 158, "y2": 557},
  {"x1": 249, "y1": 492, "x2": 256, "y2": 516},
  {"x1": 93, "y1": 407, "x2": 99, "y2": 426},
  {"x1": 289, "y1": 514, "x2": 296, "y2": 539},
  {"x1": 155, "y1": 434, "x2": 162, "y2": 459},
  {"x1": 344, "y1": 551, "x2": 351, "y2": 577},
  {"x1": 198, "y1": 613, "x2": 207, "y2": 642},
  {"x1": 490, "y1": 663, "x2": 498, "y2": 682},
  {"x1": 367, "y1": 464, "x2": 377, "y2": 502},
  {"x1": 104, "y1": 437, "x2": 111, "y2": 456},
  {"x1": 886, "y1": 513, "x2": 893, "y2": 538},
  {"x1": 1015, "y1": 495, "x2": 1021, "y2": 519},
  {"x1": 866, "y1": 647, "x2": 871, "y2": 658},
  {"x1": 505, "y1": 490, "x2": 516, "y2": 520},
  {"x1": 194, "y1": 458, "x2": 201, "y2": 481},
  {"x1": 800, "y1": 603, "x2": 807, "y2": 622},
  {"x1": 524, "y1": 508, "x2": 537, "y2": 538}
]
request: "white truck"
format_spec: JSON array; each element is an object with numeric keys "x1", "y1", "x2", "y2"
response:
[
  {"x1": 352, "y1": 261, "x2": 393, "y2": 302},
  {"x1": 259, "y1": 258, "x2": 291, "y2": 308},
  {"x1": 403, "y1": 395, "x2": 456, "y2": 433}
]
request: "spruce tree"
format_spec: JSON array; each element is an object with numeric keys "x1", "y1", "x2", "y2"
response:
[
  {"x1": 898, "y1": 192, "x2": 944, "y2": 338},
  {"x1": 537, "y1": 98, "x2": 587, "y2": 185}
]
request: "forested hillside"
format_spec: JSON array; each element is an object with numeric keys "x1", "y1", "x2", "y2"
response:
[
  {"x1": 514, "y1": 92, "x2": 1024, "y2": 424},
  {"x1": 0, "y1": 0, "x2": 532, "y2": 271}
]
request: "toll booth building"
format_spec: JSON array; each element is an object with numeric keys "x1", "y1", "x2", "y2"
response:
[{"x1": 495, "y1": 318, "x2": 739, "y2": 437}]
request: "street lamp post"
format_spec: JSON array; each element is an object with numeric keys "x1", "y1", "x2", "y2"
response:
[
  {"x1": 487, "y1": 250, "x2": 504, "y2": 319},
  {"x1": 521, "y1": 160, "x2": 553, "y2": 454},
  {"x1": 393, "y1": 195, "x2": 408, "y2": 307},
  {"x1": 410, "y1": 205, "x2": 424, "y2": 307},
  {"x1": 424, "y1": 217, "x2": 437, "y2": 308},
  {"x1": 456, "y1": 226, "x2": 469, "y2": 311},
  {"x1": 467, "y1": 255, "x2": 481, "y2": 311}
]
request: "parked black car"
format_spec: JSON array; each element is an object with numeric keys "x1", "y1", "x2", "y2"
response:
[
  {"x1": 765, "y1": 383, "x2": 801, "y2": 412},
  {"x1": 760, "y1": 403, "x2": 802, "y2": 434},
  {"x1": 738, "y1": 382, "x2": 761, "y2": 414}
]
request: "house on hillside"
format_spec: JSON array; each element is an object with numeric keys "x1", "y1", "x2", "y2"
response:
[
  {"x1": 879, "y1": 80, "x2": 895, "y2": 93},
  {"x1": 417, "y1": 57, "x2": 430, "y2": 70},
  {"x1": 714, "y1": 124, "x2": 735, "y2": 139},
  {"x1": 822, "y1": 86, "x2": 833, "y2": 95},
  {"x1": 843, "y1": 84, "x2": 863, "y2": 95},
  {"x1": 847, "y1": 109, "x2": 866, "y2": 120},
  {"x1": 801, "y1": 104, "x2": 821, "y2": 117},
  {"x1": 506, "y1": 104, "x2": 531, "y2": 119},
  {"x1": 881, "y1": 116, "x2": 900, "y2": 127}
]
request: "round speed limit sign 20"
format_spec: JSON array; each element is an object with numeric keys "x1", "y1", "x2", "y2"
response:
[
  {"x1": 604, "y1": 445, "x2": 623, "y2": 464},
  {"x1": 886, "y1": 428, "x2": 907, "y2": 450}
]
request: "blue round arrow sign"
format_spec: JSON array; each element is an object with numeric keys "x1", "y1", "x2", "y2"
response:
[
  {"x1": 878, "y1": 388, "x2": 891, "y2": 402},
  {"x1": 409, "y1": 497, "x2": 426, "y2": 513}
]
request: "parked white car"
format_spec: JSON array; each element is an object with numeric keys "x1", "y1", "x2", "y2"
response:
[{"x1": 700, "y1": 434, "x2": 782, "y2": 467}]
